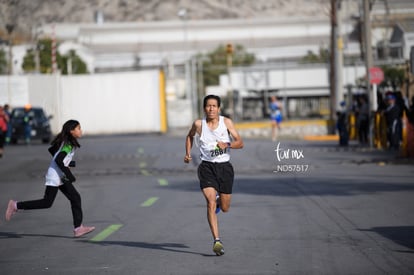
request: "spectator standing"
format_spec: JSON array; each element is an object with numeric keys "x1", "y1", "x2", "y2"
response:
[
  {"x1": 384, "y1": 94, "x2": 402, "y2": 150},
  {"x1": 356, "y1": 96, "x2": 369, "y2": 146},
  {"x1": 403, "y1": 96, "x2": 414, "y2": 125},
  {"x1": 336, "y1": 101, "x2": 349, "y2": 146},
  {"x1": 3, "y1": 104, "x2": 12, "y2": 145},
  {"x1": 403, "y1": 96, "x2": 414, "y2": 157},
  {"x1": 0, "y1": 106, "x2": 9, "y2": 158},
  {"x1": 23, "y1": 104, "x2": 33, "y2": 145}
]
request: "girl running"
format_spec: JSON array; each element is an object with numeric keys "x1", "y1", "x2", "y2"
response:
[{"x1": 5, "y1": 120, "x2": 95, "y2": 237}]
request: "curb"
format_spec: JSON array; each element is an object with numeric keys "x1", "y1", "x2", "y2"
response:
[{"x1": 303, "y1": 135, "x2": 339, "y2": 141}]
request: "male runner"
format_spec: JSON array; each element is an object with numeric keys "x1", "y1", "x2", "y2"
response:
[{"x1": 184, "y1": 94, "x2": 244, "y2": 256}]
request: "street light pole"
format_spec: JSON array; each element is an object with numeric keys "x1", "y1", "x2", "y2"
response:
[
  {"x1": 363, "y1": 0, "x2": 374, "y2": 147},
  {"x1": 226, "y1": 43, "x2": 234, "y2": 120},
  {"x1": 177, "y1": 8, "x2": 195, "y2": 119},
  {"x1": 335, "y1": 1, "x2": 343, "y2": 115},
  {"x1": 6, "y1": 23, "x2": 14, "y2": 105},
  {"x1": 4, "y1": 0, "x2": 18, "y2": 106},
  {"x1": 329, "y1": 0, "x2": 338, "y2": 134}
]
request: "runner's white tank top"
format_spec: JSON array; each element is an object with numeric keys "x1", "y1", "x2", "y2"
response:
[
  {"x1": 45, "y1": 143, "x2": 75, "y2": 187},
  {"x1": 199, "y1": 116, "x2": 231, "y2": 163}
]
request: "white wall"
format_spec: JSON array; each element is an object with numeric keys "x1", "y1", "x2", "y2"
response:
[
  {"x1": 0, "y1": 71, "x2": 163, "y2": 135},
  {"x1": 27, "y1": 74, "x2": 60, "y2": 132},
  {"x1": 0, "y1": 76, "x2": 29, "y2": 107},
  {"x1": 59, "y1": 71, "x2": 161, "y2": 135}
]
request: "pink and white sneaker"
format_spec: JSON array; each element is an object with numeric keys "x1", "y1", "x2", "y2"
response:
[
  {"x1": 5, "y1": 200, "x2": 17, "y2": 221},
  {"x1": 74, "y1": 224, "x2": 95, "y2": 237}
]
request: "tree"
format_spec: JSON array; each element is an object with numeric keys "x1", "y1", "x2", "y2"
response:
[
  {"x1": 355, "y1": 65, "x2": 405, "y2": 89},
  {"x1": 22, "y1": 38, "x2": 58, "y2": 74},
  {"x1": 22, "y1": 49, "x2": 36, "y2": 72},
  {"x1": 0, "y1": 48, "x2": 7, "y2": 74},
  {"x1": 380, "y1": 65, "x2": 405, "y2": 88},
  {"x1": 22, "y1": 38, "x2": 88, "y2": 74},
  {"x1": 59, "y1": 50, "x2": 88, "y2": 74},
  {"x1": 301, "y1": 47, "x2": 329, "y2": 64},
  {"x1": 199, "y1": 44, "x2": 255, "y2": 87}
]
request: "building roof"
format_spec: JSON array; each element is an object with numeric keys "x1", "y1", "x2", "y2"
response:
[
  {"x1": 397, "y1": 19, "x2": 414, "y2": 33},
  {"x1": 38, "y1": 17, "x2": 343, "y2": 70}
]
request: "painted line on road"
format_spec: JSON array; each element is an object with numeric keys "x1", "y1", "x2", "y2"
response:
[
  {"x1": 141, "y1": 197, "x2": 159, "y2": 207},
  {"x1": 137, "y1": 147, "x2": 144, "y2": 154},
  {"x1": 89, "y1": 224, "x2": 123, "y2": 242},
  {"x1": 141, "y1": 169, "x2": 151, "y2": 176},
  {"x1": 158, "y1": 178, "x2": 168, "y2": 186}
]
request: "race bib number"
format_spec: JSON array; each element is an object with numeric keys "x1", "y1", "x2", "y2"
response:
[{"x1": 209, "y1": 143, "x2": 228, "y2": 157}]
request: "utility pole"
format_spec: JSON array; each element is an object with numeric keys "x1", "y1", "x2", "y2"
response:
[
  {"x1": 226, "y1": 43, "x2": 234, "y2": 120},
  {"x1": 329, "y1": 0, "x2": 338, "y2": 134},
  {"x1": 6, "y1": 23, "x2": 14, "y2": 105},
  {"x1": 363, "y1": 0, "x2": 374, "y2": 147},
  {"x1": 335, "y1": 1, "x2": 343, "y2": 116},
  {"x1": 5, "y1": 0, "x2": 17, "y2": 105},
  {"x1": 330, "y1": 0, "x2": 344, "y2": 134}
]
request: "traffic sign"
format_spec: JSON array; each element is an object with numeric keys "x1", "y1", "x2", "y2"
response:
[{"x1": 369, "y1": 67, "x2": 384, "y2": 85}]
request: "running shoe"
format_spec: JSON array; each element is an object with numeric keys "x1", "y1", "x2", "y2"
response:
[
  {"x1": 5, "y1": 200, "x2": 17, "y2": 221},
  {"x1": 215, "y1": 194, "x2": 220, "y2": 214},
  {"x1": 213, "y1": 239, "x2": 225, "y2": 256},
  {"x1": 74, "y1": 225, "x2": 95, "y2": 237}
]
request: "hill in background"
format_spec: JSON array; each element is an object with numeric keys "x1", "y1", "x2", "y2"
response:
[{"x1": 0, "y1": 0, "x2": 338, "y2": 41}]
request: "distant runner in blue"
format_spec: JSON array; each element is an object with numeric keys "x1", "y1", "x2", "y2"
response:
[{"x1": 269, "y1": 96, "x2": 282, "y2": 141}]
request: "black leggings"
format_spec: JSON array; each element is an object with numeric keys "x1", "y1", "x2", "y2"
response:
[
  {"x1": 0, "y1": 131, "x2": 5, "y2": 149},
  {"x1": 17, "y1": 182, "x2": 83, "y2": 228}
]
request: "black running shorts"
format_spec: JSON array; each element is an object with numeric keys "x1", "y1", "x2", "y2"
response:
[{"x1": 197, "y1": 161, "x2": 234, "y2": 194}]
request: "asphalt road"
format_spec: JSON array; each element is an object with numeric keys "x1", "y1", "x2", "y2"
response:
[{"x1": 0, "y1": 134, "x2": 413, "y2": 275}]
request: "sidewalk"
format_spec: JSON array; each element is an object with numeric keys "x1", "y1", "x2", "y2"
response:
[
  {"x1": 169, "y1": 119, "x2": 331, "y2": 139},
  {"x1": 234, "y1": 119, "x2": 330, "y2": 139}
]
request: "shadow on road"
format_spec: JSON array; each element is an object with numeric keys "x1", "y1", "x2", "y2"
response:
[
  {"x1": 359, "y1": 226, "x2": 414, "y2": 252},
  {"x1": 0, "y1": 231, "x2": 74, "y2": 239},
  {"x1": 167, "y1": 176, "x2": 414, "y2": 198},
  {"x1": 0, "y1": 231, "x2": 215, "y2": 256},
  {"x1": 235, "y1": 177, "x2": 414, "y2": 197},
  {"x1": 84, "y1": 240, "x2": 214, "y2": 256}
]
